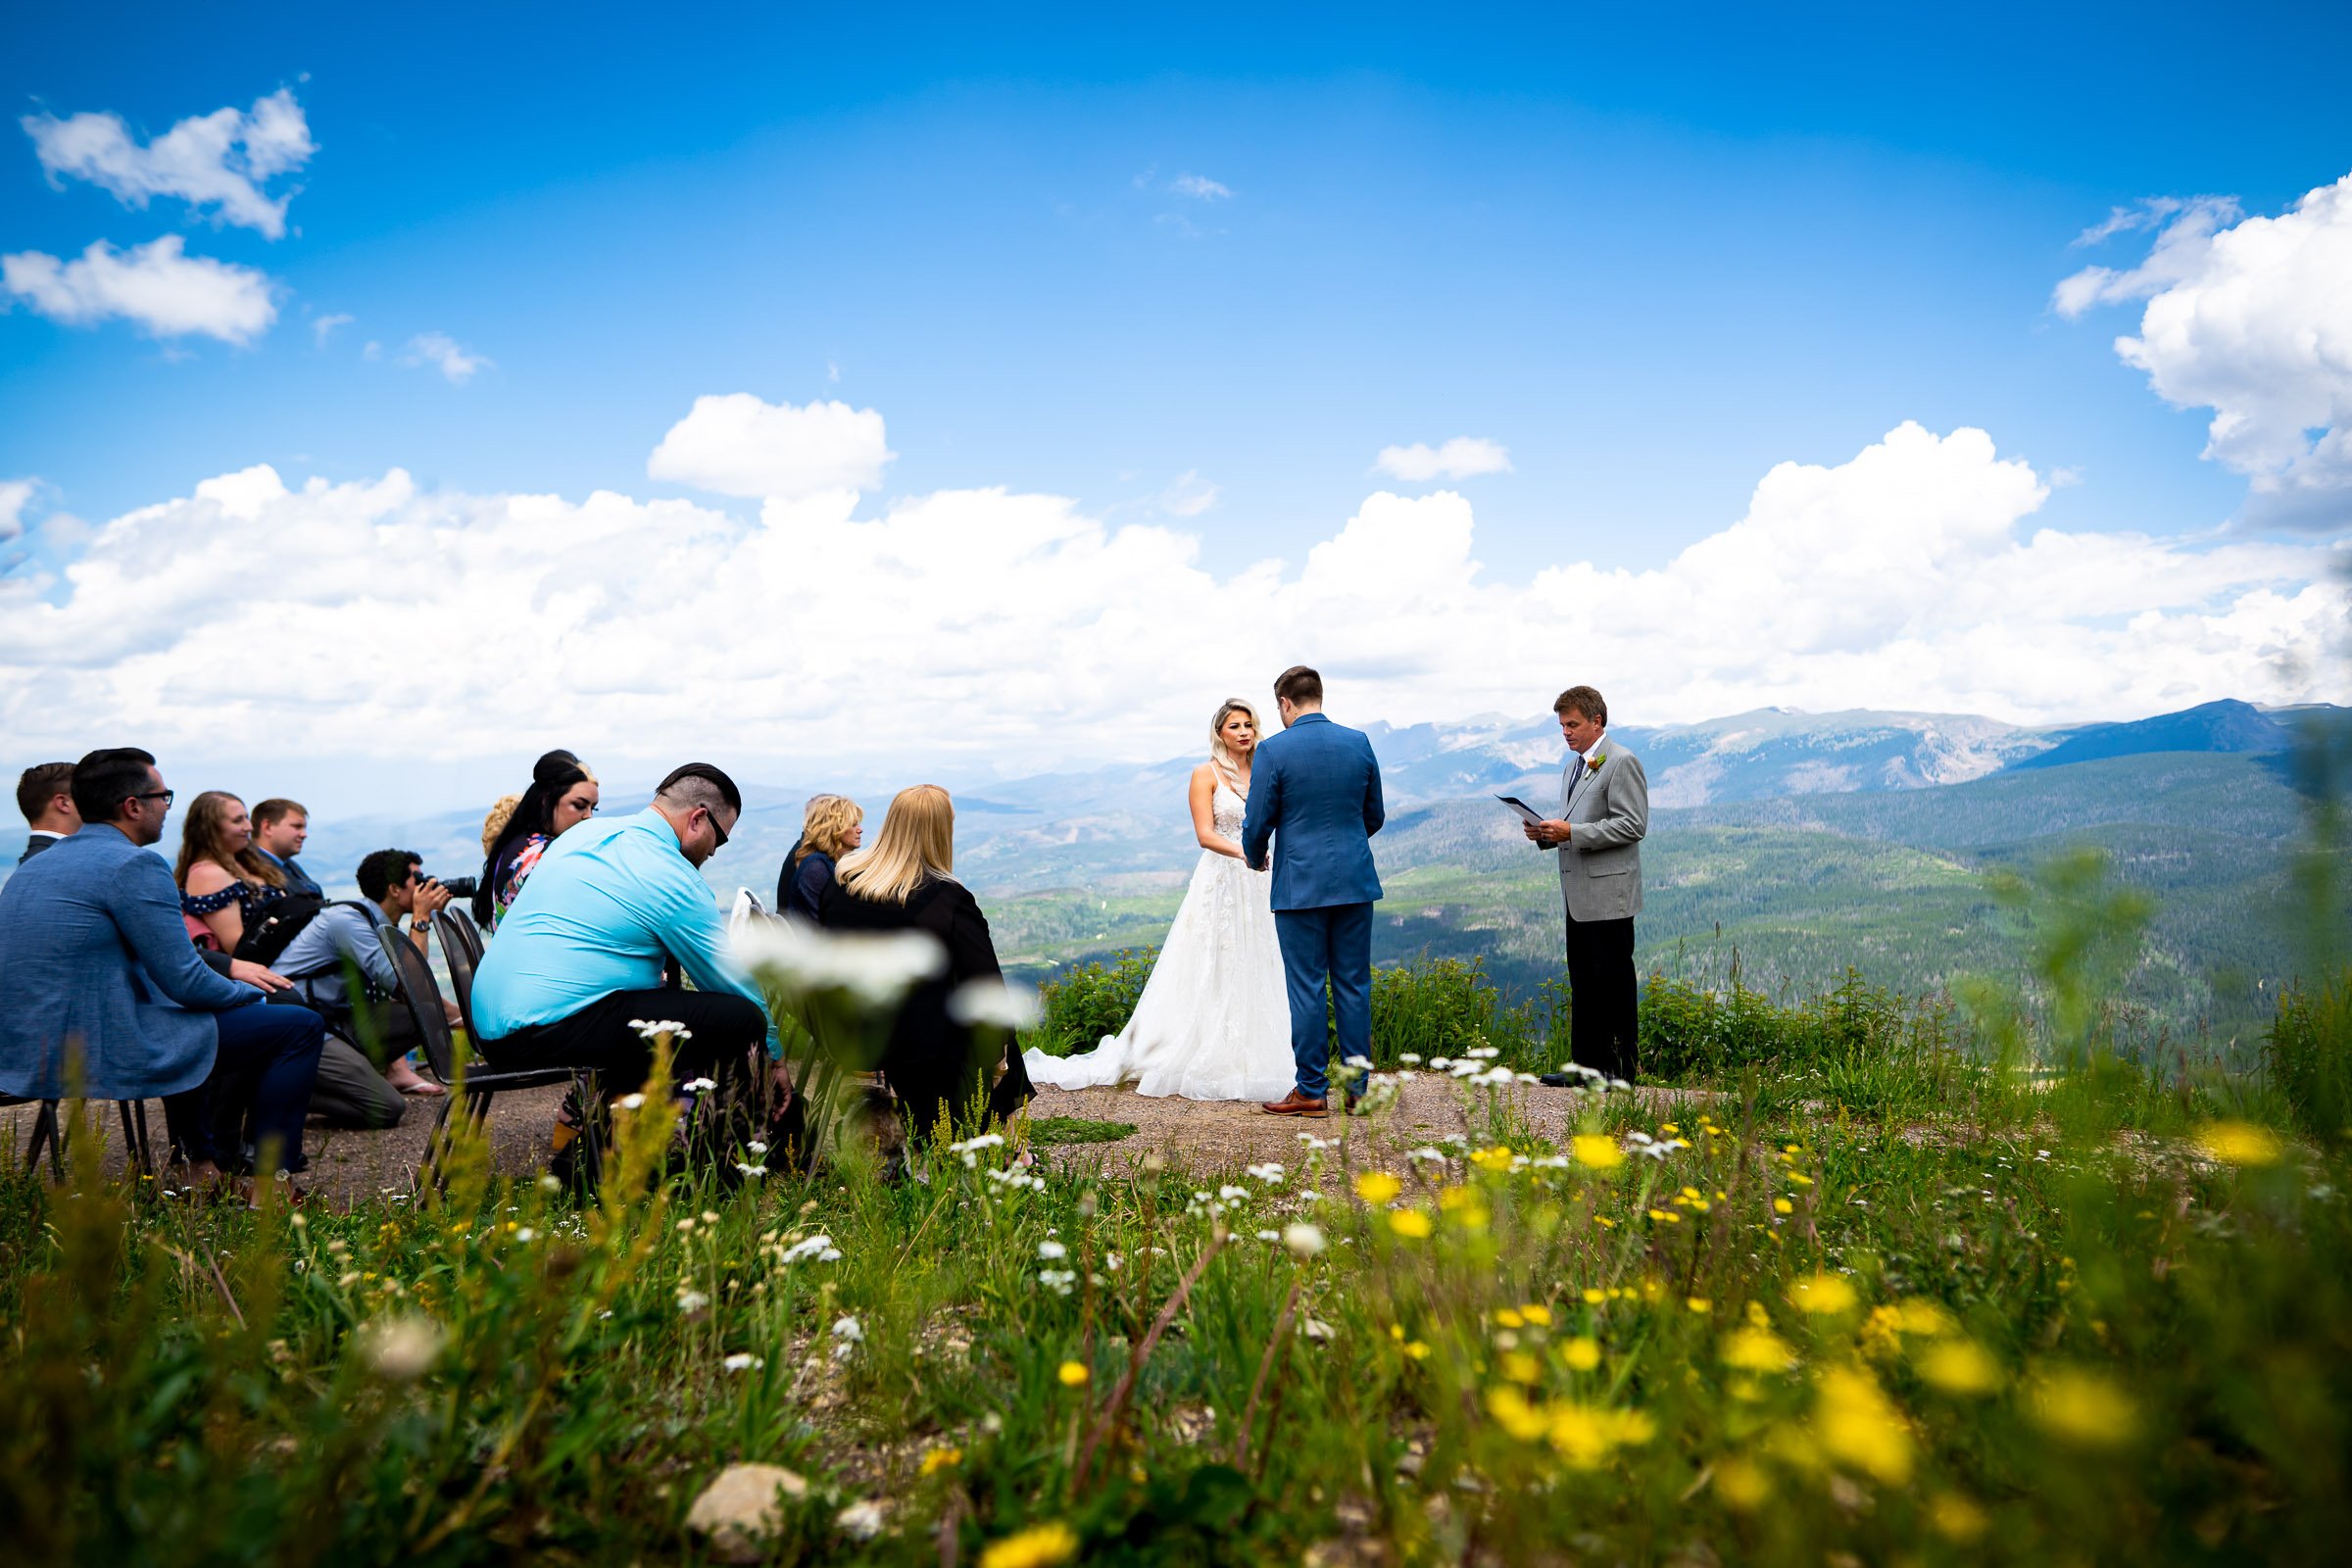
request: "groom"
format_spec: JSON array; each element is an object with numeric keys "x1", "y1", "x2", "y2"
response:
[{"x1": 1242, "y1": 665, "x2": 1386, "y2": 1118}]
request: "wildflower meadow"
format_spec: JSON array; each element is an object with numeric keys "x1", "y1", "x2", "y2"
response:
[{"x1": 4, "y1": 841, "x2": 2348, "y2": 1566}]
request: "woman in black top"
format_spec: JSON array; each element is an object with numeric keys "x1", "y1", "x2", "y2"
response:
[
  {"x1": 776, "y1": 793, "x2": 863, "y2": 921},
  {"x1": 818, "y1": 785, "x2": 1033, "y2": 1142}
]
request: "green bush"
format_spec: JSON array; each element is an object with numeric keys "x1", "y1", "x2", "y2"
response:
[
  {"x1": 2268, "y1": 970, "x2": 2352, "y2": 1146},
  {"x1": 1028, "y1": 949, "x2": 1156, "y2": 1057}
]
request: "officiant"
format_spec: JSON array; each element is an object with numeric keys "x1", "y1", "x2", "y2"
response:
[{"x1": 1522, "y1": 685, "x2": 1647, "y2": 1082}]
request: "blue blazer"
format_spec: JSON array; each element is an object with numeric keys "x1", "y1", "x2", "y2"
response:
[
  {"x1": 1240, "y1": 712, "x2": 1387, "y2": 911},
  {"x1": 0, "y1": 825, "x2": 260, "y2": 1101}
]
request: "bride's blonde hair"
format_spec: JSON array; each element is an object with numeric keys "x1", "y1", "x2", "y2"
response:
[
  {"x1": 1208, "y1": 699, "x2": 1260, "y2": 778},
  {"x1": 837, "y1": 784, "x2": 956, "y2": 906}
]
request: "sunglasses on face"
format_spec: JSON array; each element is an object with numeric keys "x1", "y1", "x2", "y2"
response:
[{"x1": 706, "y1": 808, "x2": 730, "y2": 851}]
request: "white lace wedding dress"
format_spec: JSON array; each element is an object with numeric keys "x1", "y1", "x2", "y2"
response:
[{"x1": 1022, "y1": 770, "x2": 1295, "y2": 1102}]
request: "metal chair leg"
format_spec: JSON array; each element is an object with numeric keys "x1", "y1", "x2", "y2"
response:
[
  {"x1": 414, "y1": 1094, "x2": 458, "y2": 1194},
  {"x1": 117, "y1": 1099, "x2": 156, "y2": 1180},
  {"x1": 26, "y1": 1101, "x2": 64, "y2": 1180},
  {"x1": 574, "y1": 1070, "x2": 606, "y2": 1197}
]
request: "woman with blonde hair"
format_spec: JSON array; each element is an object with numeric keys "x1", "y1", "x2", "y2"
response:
[
  {"x1": 775, "y1": 793, "x2": 864, "y2": 921},
  {"x1": 818, "y1": 785, "x2": 1033, "y2": 1140},
  {"x1": 177, "y1": 790, "x2": 292, "y2": 956},
  {"x1": 1022, "y1": 698, "x2": 1293, "y2": 1101}
]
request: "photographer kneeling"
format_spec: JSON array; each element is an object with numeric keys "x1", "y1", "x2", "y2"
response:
[{"x1": 270, "y1": 849, "x2": 459, "y2": 1126}]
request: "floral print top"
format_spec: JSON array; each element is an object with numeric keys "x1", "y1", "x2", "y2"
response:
[{"x1": 491, "y1": 832, "x2": 552, "y2": 930}]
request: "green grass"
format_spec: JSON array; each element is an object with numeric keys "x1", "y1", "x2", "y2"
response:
[
  {"x1": 6, "y1": 834, "x2": 2351, "y2": 1565},
  {"x1": 1025, "y1": 1117, "x2": 1138, "y2": 1146}
]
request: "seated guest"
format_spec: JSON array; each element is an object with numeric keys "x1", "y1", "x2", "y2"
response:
[
  {"x1": 249, "y1": 798, "x2": 323, "y2": 898},
  {"x1": 176, "y1": 790, "x2": 290, "y2": 955},
  {"x1": 471, "y1": 763, "x2": 774, "y2": 1135},
  {"x1": 474, "y1": 750, "x2": 600, "y2": 931},
  {"x1": 819, "y1": 785, "x2": 1034, "y2": 1142},
  {"x1": 0, "y1": 749, "x2": 323, "y2": 1188},
  {"x1": 775, "y1": 793, "x2": 863, "y2": 922},
  {"x1": 271, "y1": 848, "x2": 461, "y2": 1125},
  {"x1": 17, "y1": 761, "x2": 79, "y2": 864}
]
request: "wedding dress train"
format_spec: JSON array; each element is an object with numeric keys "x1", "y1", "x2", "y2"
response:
[{"x1": 1022, "y1": 773, "x2": 1294, "y2": 1102}]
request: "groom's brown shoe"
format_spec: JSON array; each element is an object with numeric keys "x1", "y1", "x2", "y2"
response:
[{"x1": 1260, "y1": 1091, "x2": 1329, "y2": 1118}]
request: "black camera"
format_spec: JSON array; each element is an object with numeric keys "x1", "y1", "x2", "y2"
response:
[{"x1": 422, "y1": 873, "x2": 479, "y2": 900}]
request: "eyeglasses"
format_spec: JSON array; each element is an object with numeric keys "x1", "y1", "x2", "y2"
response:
[
  {"x1": 132, "y1": 789, "x2": 175, "y2": 808},
  {"x1": 706, "y1": 808, "x2": 731, "y2": 851}
]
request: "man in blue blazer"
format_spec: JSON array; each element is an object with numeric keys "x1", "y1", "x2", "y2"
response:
[
  {"x1": 1241, "y1": 665, "x2": 1386, "y2": 1117},
  {"x1": 0, "y1": 748, "x2": 324, "y2": 1181}
]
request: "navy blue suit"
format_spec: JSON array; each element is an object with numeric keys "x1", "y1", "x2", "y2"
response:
[{"x1": 1240, "y1": 712, "x2": 1386, "y2": 1099}]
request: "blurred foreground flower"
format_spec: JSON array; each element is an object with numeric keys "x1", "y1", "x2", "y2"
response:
[
  {"x1": 1791, "y1": 1272, "x2": 1859, "y2": 1315},
  {"x1": 1058, "y1": 1359, "x2": 1090, "y2": 1386},
  {"x1": 1572, "y1": 1134, "x2": 1624, "y2": 1171},
  {"x1": 2193, "y1": 1119, "x2": 2284, "y2": 1167},
  {"x1": 1915, "y1": 1339, "x2": 2002, "y2": 1396},
  {"x1": 1354, "y1": 1171, "x2": 1402, "y2": 1205},
  {"x1": 357, "y1": 1314, "x2": 444, "y2": 1382},
  {"x1": 734, "y1": 918, "x2": 945, "y2": 1007},
  {"x1": 1813, "y1": 1366, "x2": 1912, "y2": 1484},
  {"x1": 2029, "y1": 1367, "x2": 2137, "y2": 1448},
  {"x1": 980, "y1": 1522, "x2": 1079, "y2": 1568},
  {"x1": 1284, "y1": 1222, "x2": 1327, "y2": 1256},
  {"x1": 949, "y1": 978, "x2": 1043, "y2": 1031}
]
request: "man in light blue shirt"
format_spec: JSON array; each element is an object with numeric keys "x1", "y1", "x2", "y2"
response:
[{"x1": 472, "y1": 763, "x2": 774, "y2": 1117}]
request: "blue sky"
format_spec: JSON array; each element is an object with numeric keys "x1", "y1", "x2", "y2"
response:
[{"x1": 3, "y1": 3, "x2": 2347, "y2": 815}]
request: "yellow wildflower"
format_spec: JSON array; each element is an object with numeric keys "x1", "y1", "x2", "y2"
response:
[
  {"x1": 1485, "y1": 1385, "x2": 1550, "y2": 1442},
  {"x1": 1688, "y1": 1297, "x2": 1712, "y2": 1313},
  {"x1": 1520, "y1": 1303, "x2": 1553, "y2": 1327},
  {"x1": 1500, "y1": 1350, "x2": 1542, "y2": 1384},
  {"x1": 1581, "y1": 1288, "x2": 1607, "y2": 1305},
  {"x1": 1896, "y1": 1298, "x2": 1957, "y2": 1337},
  {"x1": 1661, "y1": 1123, "x2": 1680, "y2": 1136},
  {"x1": 1592, "y1": 1215, "x2": 1616, "y2": 1229},
  {"x1": 1860, "y1": 1304, "x2": 1905, "y2": 1360},
  {"x1": 1721, "y1": 1328, "x2": 1795, "y2": 1373},
  {"x1": 1354, "y1": 1171, "x2": 1402, "y2": 1205},
  {"x1": 1788, "y1": 1171, "x2": 1814, "y2": 1187},
  {"x1": 1647, "y1": 1208, "x2": 1681, "y2": 1224},
  {"x1": 2194, "y1": 1120, "x2": 2284, "y2": 1167},
  {"x1": 1548, "y1": 1403, "x2": 1655, "y2": 1468},
  {"x1": 2029, "y1": 1367, "x2": 2137, "y2": 1448},
  {"x1": 1056, "y1": 1360, "x2": 1090, "y2": 1387},
  {"x1": 1916, "y1": 1340, "x2": 2001, "y2": 1396},
  {"x1": 1813, "y1": 1366, "x2": 1913, "y2": 1485},
  {"x1": 1772, "y1": 1198, "x2": 1794, "y2": 1215},
  {"x1": 1389, "y1": 1208, "x2": 1434, "y2": 1239},
  {"x1": 1929, "y1": 1493, "x2": 1989, "y2": 1544},
  {"x1": 1494, "y1": 1307, "x2": 1525, "y2": 1329},
  {"x1": 1469, "y1": 1146, "x2": 1515, "y2": 1173},
  {"x1": 1790, "y1": 1272, "x2": 1858, "y2": 1315},
  {"x1": 921, "y1": 1446, "x2": 964, "y2": 1477},
  {"x1": 1572, "y1": 1134, "x2": 1624, "y2": 1171},
  {"x1": 1401, "y1": 1340, "x2": 1432, "y2": 1361},
  {"x1": 1714, "y1": 1455, "x2": 1772, "y2": 1510},
  {"x1": 979, "y1": 1522, "x2": 1079, "y2": 1568},
  {"x1": 1562, "y1": 1337, "x2": 1601, "y2": 1371}
]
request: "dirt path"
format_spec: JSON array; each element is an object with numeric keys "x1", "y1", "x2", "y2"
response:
[{"x1": 3, "y1": 1079, "x2": 1711, "y2": 1210}]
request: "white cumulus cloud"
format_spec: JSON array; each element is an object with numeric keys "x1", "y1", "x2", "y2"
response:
[
  {"x1": 1, "y1": 236, "x2": 275, "y2": 343},
  {"x1": 404, "y1": 332, "x2": 490, "y2": 383},
  {"x1": 0, "y1": 420, "x2": 2337, "y2": 781},
  {"x1": 1172, "y1": 173, "x2": 1232, "y2": 200},
  {"x1": 22, "y1": 88, "x2": 315, "y2": 239},
  {"x1": 313, "y1": 312, "x2": 354, "y2": 347},
  {"x1": 2055, "y1": 172, "x2": 2352, "y2": 529},
  {"x1": 1374, "y1": 437, "x2": 1513, "y2": 483},
  {"x1": 647, "y1": 394, "x2": 894, "y2": 500}
]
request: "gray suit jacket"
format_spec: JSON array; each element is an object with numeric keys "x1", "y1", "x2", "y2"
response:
[
  {"x1": 0, "y1": 824, "x2": 261, "y2": 1100},
  {"x1": 1557, "y1": 741, "x2": 1647, "y2": 922}
]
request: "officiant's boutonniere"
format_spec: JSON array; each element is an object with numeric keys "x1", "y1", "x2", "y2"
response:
[{"x1": 1587, "y1": 752, "x2": 1607, "y2": 774}]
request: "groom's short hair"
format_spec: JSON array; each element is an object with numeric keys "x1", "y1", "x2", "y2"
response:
[
  {"x1": 1554, "y1": 686, "x2": 1608, "y2": 725},
  {"x1": 1274, "y1": 665, "x2": 1322, "y2": 706}
]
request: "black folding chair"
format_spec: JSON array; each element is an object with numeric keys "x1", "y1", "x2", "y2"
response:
[
  {"x1": 435, "y1": 905, "x2": 485, "y2": 970},
  {"x1": 3, "y1": 1094, "x2": 155, "y2": 1181},
  {"x1": 376, "y1": 926, "x2": 604, "y2": 1193}
]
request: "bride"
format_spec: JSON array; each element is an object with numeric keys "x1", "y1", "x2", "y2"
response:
[{"x1": 1023, "y1": 700, "x2": 1294, "y2": 1102}]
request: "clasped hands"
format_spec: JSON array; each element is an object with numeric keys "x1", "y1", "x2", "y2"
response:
[{"x1": 1523, "y1": 818, "x2": 1572, "y2": 848}]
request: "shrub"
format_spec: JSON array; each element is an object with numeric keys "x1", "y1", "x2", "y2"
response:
[
  {"x1": 1029, "y1": 949, "x2": 1156, "y2": 1057},
  {"x1": 2268, "y1": 970, "x2": 2352, "y2": 1147}
]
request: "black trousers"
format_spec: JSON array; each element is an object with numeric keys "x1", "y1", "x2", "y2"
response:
[
  {"x1": 486, "y1": 987, "x2": 765, "y2": 1097},
  {"x1": 1564, "y1": 912, "x2": 1639, "y2": 1082}
]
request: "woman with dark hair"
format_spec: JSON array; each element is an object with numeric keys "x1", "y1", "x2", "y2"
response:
[
  {"x1": 475, "y1": 751, "x2": 600, "y2": 930},
  {"x1": 177, "y1": 790, "x2": 290, "y2": 955},
  {"x1": 818, "y1": 785, "x2": 1033, "y2": 1145}
]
